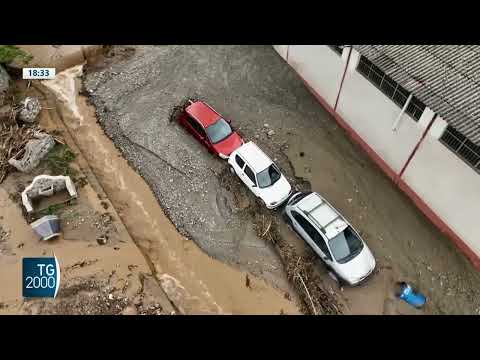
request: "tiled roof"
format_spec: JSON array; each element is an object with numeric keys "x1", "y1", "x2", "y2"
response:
[{"x1": 353, "y1": 45, "x2": 480, "y2": 145}]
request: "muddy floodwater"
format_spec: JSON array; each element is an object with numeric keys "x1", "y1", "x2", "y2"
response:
[{"x1": 41, "y1": 65, "x2": 300, "y2": 315}]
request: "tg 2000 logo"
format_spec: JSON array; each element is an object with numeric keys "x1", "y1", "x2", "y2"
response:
[{"x1": 22, "y1": 256, "x2": 60, "y2": 298}]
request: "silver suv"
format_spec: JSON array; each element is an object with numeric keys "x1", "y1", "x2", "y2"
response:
[{"x1": 284, "y1": 192, "x2": 376, "y2": 286}]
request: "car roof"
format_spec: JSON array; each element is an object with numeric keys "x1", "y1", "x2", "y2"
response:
[
  {"x1": 297, "y1": 192, "x2": 348, "y2": 240},
  {"x1": 235, "y1": 141, "x2": 273, "y2": 172},
  {"x1": 185, "y1": 101, "x2": 221, "y2": 127}
]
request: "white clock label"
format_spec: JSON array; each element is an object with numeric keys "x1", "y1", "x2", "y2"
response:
[{"x1": 23, "y1": 68, "x2": 56, "y2": 80}]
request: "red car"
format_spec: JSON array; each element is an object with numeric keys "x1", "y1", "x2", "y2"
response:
[{"x1": 176, "y1": 100, "x2": 244, "y2": 159}]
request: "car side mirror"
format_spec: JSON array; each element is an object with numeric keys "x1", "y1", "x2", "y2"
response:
[{"x1": 252, "y1": 184, "x2": 257, "y2": 187}]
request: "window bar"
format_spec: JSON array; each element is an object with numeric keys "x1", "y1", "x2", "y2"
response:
[{"x1": 456, "y1": 138, "x2": 468, "y2": 154}]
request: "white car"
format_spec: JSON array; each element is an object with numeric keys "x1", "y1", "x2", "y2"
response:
[
  {"x1": 228, "y1": 142, "x2": 292, "y2": 209},
  {"x1": 284, "y1": 191, "x2": 376, "y2": 286}
]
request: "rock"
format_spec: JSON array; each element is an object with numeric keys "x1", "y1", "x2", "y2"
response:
[
  {"x1": 96, "y1": 235, "x2": 108, "y2": 245},
  {"x1": 254, "y1": 134, "x2": 260, "y2": 139},
  {"x1": 0, "y1": 65, "x2": 10, "y2": 106},
  {"x1": 267, "y1": 130, "x2": 275, "y2": 137},
  {"x1": 18, "y1": 97, "x2": 42, "y2": 123},
  {"x1": 8, "y1": 133, "x2": 55, "y2": 173},
  {"x1": 263, "y1": 123, "x2": 269, "y2": 128},
  {"x1": 121, "y1": 306, "x2": 137, "y2": 315},
  {"x1": 108, "y1": 294, "x2": 114, "y2": 300}
]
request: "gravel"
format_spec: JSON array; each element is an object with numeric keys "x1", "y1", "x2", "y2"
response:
[{"x1": 83, "y1": 46, "x2": 295, "y2": 284}]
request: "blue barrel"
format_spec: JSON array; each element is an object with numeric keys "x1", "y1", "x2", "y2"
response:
[{"x1": 396, "y1": 282, "x2": 426, "y2": 308}]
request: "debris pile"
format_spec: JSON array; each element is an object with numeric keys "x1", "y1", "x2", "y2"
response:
[
  {"x1": 18, "y1": 97, "x2": 42, "y2": 123},
  {"x1": 0, "y1": 123, "x2": 49, "y2": 182},
  {"x1": 256, "y1": 212, "x2": 343, "y2": 315},
  {"x1": 8, "y1": 132, "x2": 55, "y2": 173}
]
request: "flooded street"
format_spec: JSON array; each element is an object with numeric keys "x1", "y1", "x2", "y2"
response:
[
  {"x1": 41, "y1": 65, "x2": 300, "y2": 315},
  {"x1": 3, "y1": 45, "x2": 480, "y2": 315}
]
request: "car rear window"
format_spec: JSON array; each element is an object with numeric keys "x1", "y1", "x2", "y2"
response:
[{"x1": 206, "y1": 118, "x2": 233, "y2": 144}]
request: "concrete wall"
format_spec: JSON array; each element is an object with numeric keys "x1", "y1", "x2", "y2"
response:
[
  {"x1": 335, "y1": 62, "x2": 424, "y2": 174},
  {"x1": 279, "y1": 45, "x2": 344, "y2": 108},
  {"x1": 402, "y1": 135, "x2": 480, "y2": 257}
]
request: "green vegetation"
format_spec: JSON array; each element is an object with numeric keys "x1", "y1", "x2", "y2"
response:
[
  {"x1": 44, "y1": 144, "x2": 77, "y2": 176},
  {"x1": 37, "y1": 199, "x2": 77, "y2": 217},
  {"x1": 0, "y1": 45, "x2": 32, "y2": 64}
]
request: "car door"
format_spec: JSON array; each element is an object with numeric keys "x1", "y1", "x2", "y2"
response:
[
  {"x1": 242, "y1": 164, "x2": 259, "y2": 195},
  {"x1": 184, "y1": 116, "x2": 210, "y2": 148},
  {"x1": 291, "y1": 211, "x2": 333, "y2": 264},
  {"x1": 233, "y1": 154, "x2": 246, "y2": 176}
]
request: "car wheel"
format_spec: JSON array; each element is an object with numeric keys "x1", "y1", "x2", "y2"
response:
[{"x1": 255, "y1": 197, "x2": 267, "y2": 208}]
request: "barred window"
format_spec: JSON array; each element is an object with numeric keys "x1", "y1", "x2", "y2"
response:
[
  {"x1": 329, "y1": 45, "x2": 344, "y2": 55},
  {"x1": 440, "y1": 125, "x2": 480, "y2": 173},
  {"x1": 356, "y1": 56, "x2": 426, "y2": 121}
]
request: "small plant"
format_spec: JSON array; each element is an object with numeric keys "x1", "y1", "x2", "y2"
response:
[
  {"x1": 37, "y1": 199, "x2": 77, "y2": 217},
  {"x1": 44, "y1": 144, "x2": 77, "y2": 176},
  {"x1": 0, "y1": 45, "x2": 32, "y2": 65}
]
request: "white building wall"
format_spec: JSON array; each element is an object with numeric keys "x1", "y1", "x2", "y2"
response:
[
  {"x1": 336, "y1": 65, "x2": 424, "y2": 173},
  {"x1": 284, "y1": 45, "x2": 344, "y2": 108},
  {"x1": 401, "y1": 136, "x2": 480, "y2": 256}
]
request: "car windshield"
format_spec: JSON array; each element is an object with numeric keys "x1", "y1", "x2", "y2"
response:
[
  {"x1": 206, "y1": 118, "x2": 233, "y2": 144},
  {"x1": 257, "y1": 164, "x2": 281, "y2": 188},
  {"x1": 328, "y1": 226, "x2": 364, "y2": 264}
]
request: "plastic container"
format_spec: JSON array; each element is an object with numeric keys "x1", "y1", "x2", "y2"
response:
[{"x1": 395, "y1": 281, "x2": 427, "y2": 309}]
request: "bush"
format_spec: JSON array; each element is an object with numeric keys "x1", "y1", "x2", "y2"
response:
[{"x1": 0, "y1": 45, "x2": 32, "y2": 64}]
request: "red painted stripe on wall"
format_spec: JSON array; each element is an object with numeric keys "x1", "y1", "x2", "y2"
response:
[{"x1": 295, "y1": 71, "x2": 480, "y2": 271}]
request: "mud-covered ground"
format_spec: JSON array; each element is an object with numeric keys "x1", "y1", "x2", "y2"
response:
[{"x1": 84, "y1": 45, "x2": 480, "y2": 314}]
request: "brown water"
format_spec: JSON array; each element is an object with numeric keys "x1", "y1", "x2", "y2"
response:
[{"x1": 42, "y1": 65, "x2": 300, "y2": 315}]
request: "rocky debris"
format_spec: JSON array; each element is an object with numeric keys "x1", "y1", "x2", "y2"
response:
[
  {"x1": 21, "y1": 174, "x2": 77, "y2": 213},
  {"x1": 18, "y1": 97, "x2": 42, "y2": 123},
  {"x1": 267, "y1": 129, "x2": 275, "y2": 137},
  {"x1": 93, "y1": 213, "x2": 114, "y2": 235},
  {"x1": 0, "y1": 124, "x2": 44, "y2": 183},
  {"x1": 0, "y1": 224, "x2": 10, "y2": 243},
  {"x1": 8, "y1": 133, "x2": 55, "y2": 173},
  {"x1": 0, "y1": 65, "x2": 10, "y2": 106},
  {"x1": 21, "y1": 275, "x2": 175, "y2": 315}
]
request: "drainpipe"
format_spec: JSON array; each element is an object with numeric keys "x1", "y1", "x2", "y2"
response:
[
  {"x1": 397, "y1": 114, "x2": 438, "y2": 182},
  {"x1": 334, "y1": 46, "x2": 353, "y2": 112},
  {"x1": 392, "y1": 93, "x2": 413, "y2": 131},
  {"x1": 286, "y1": 45, "x2": 290, "y2": 63}
]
